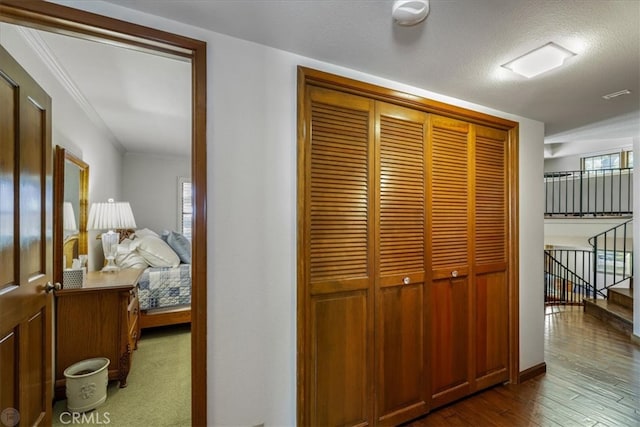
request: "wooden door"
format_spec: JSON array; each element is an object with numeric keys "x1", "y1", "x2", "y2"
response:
[
  {"x1": 0, "y1": 45, "x2": 53, "y2": 426},
  {"x1": 299, "y1": 86, "x2": 375, "y2": 426},
  {"x1": 375, "y1": 103, "x2": 428, "y2": 425},
  {"x1": 474, "y1": 125, "x2": 509, "y2": 389},
  {"x1": 426, "y1": 115, "x2": 473, "y2": 409}
]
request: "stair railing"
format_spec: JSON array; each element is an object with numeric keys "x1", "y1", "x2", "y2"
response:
[
  {"x1": 587, "y1": 219, "x2": 634, "y2": 299},
  {"x1": 545, "y1": 168, "x2": 633, "y2": 217},
  {"x1": 544, "y1": 249, "x2": 599, "y2": 304}
]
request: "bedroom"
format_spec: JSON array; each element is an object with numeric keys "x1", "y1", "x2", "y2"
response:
[{"x1": 0, "y1": 17, "x2": 194, "y2": 424}]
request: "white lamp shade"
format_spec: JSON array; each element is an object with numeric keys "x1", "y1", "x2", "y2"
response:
[
  {"x1": 63, "y1": 202, "x2": 78, "y2": 233},
  {"x1": 87, "y1": 199, "x2": 137, "y2": 230}
]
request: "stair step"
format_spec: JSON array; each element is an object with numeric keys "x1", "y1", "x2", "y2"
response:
[
  {"x1": 584, "y1": 298, "x2": 633, "y2": 336},
  {"x1": 608, "y1": 288, "x2": 634, "y2": 309}
]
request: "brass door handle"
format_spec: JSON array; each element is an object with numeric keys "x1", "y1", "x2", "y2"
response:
[{"x1": 45, "y1": 282, "x2": 61, "y2": 293}]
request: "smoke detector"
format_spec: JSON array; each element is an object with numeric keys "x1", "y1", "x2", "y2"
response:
[{"x1": 392, "y1": 0, "x2": 430, "y2": 26}]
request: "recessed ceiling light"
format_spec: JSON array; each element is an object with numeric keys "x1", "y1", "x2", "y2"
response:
[
  {"x1": 602, "y1": 89, "x2": 631, "y2": 100},
  {"x1": 502, "y1": 42, "x2": 576, "y2": 78}
]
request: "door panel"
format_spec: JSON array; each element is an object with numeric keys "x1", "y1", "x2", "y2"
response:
[
  {"x1": 475, "y1": 125, "x2": 507, "y2": 267},
  {"x1": 428, "y1": 116, "x2": 469, "y2": 274},
  {"x1": 0, "y1": 331, "x2": 17, "y2": 417},
  {"x1": 21, "y1": 311, "x2": 46, "y2": 426},
  {"x1": 427, "y1": 277, "x2": 470, "y2": 407},
  {"x1": 475, "y1": 271, "x2": 508, "y2": 387},
  {"x1": 375, "y1": 103, "x2": 428, "y2": 424},
  {"x1": 303, "y1": 86, "x2": 375, "y2": 425},
  {"x1": 0, "y1": 45, "x2": 53, "y2": 427},
  {"x1": 21, "y1": 97, "x2": 46, "y2": 278},
  {"x1": 377, "y1": 285, "x2": 425, "y2": 424},
  {"x1": 474, "y1": 125, "x2": 509, "y2": 388},
  {"x1": 0, "y1": 76, "x2": 16, "y2": 287},
  {"x1": 427, "y1": 115, "x2": 472, "y2": 408},
  {"x1": 311, "y1": 293, "x2": 369, "y2": 426}
]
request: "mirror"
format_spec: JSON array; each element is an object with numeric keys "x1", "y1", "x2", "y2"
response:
[{"x1": 54, "y1": 145, "x2": 89, "y2": 285}]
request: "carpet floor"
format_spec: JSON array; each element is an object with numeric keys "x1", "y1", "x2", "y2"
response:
[{"x1": 52, "y1": 324, "x2": 191, "y2": 427}]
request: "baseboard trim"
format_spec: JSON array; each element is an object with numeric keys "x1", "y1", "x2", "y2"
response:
[{"x1": 519, "y1": 362, "x2": 547, "y2": 382}]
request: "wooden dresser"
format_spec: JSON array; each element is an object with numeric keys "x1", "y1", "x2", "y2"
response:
[{"x1": 54, "y1": 268, "x2": 144, "y2": 399}]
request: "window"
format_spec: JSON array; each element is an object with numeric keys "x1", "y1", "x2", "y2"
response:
[
  {"x1": 596, "y1": 250, "x2": 632, "y2": 275},
  {"x1": 582, "y1": 153, "x2": 620, "y2": 171},
  {"x1": 625, "y1": 150, "x2": 633, "y2": 168},
  {"x1": 178, "y1": 177, "x2": 192, "y2": 240}
]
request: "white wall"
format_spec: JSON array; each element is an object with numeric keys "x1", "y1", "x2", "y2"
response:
[
  {"x1": 545, "y1": 218, "x2": 632, "y2": 248},
  {"x1": 121, "y1": 152, "x2": 190, "y2": 234},
  {"x1": 0, "y1": 22, "x2": 124, "y2": 271},
  {"x1": 544, "y1": 155, "x2": 581, "y2": 172},
  {"x1": 55, "y1": 2, "x2": 547, "y2": 425}
]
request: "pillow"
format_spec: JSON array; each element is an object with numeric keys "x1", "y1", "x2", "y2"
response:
[
  {"x1": 134, "y1": 227, "x2": 160, "y2": 239},
  {"x1": 162, "y1": 230, "x2": 191, "y2": 264},
  {"x1": 115, "y1": 239, "x2": 149, "y2": 269},
  {"x1": 131, "y1": 235, "x2": 180, "y2": 267}
]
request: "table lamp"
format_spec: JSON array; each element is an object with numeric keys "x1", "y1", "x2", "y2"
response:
[{"x1": 87, "y1": 198, "x2": 136, "y2": 272}]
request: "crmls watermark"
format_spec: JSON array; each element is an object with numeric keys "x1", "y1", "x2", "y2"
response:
[
  {"x1": 0, "y1": 408, "x2": 20, "y2": 427},
  {"x1": 59, "y1": 412, "x2": 111, "y2": 425}
]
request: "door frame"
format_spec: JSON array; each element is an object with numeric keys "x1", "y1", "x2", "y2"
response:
[{"x1": 0, "y1": 2, "x2": 208, "y2": 425}]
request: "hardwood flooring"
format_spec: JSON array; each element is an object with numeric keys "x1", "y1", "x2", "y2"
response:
[{"x1": 406, "y1": 306, "x2": 640, "y2": 426}]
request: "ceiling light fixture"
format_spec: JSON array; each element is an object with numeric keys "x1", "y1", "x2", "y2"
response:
[
  {"x1": 602, "y1": 89, "x2": 631, "y2": 100},
  {"x1": 502, "y1": 42, "x2": 576, "y2": 78},
  {"x1": 392, "y1": 0, "x2": 430, "y2": 26}
]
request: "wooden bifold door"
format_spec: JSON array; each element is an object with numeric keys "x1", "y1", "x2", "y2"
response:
[{"x1": 297, "y1": 67, "x2": 518, "y2": 426}]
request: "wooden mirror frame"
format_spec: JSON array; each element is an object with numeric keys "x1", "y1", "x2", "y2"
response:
[
  {"x1": 53, "y1": 145, "x2": 89, "y2": 285},
  {"x1": 1, "y1": 2, "x2": 207, "y2": 424}
]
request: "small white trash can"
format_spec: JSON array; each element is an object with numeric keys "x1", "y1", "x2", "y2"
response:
[{"x1": 64, "y1": 357, "x2": 110, "y2": 413}]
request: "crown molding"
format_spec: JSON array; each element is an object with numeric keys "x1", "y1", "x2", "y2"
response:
[{"x1": 17, "y1": 26, "x2": 125, "y2": 153}]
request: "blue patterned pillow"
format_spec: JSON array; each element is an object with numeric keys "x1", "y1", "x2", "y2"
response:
[{"x1": 163, "y1": 231, "x2": 191, "y2": 264}]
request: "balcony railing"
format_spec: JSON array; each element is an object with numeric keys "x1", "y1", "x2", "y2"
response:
[{"x1": 545, "y1": 168, "x2": 633, "y2": 217}]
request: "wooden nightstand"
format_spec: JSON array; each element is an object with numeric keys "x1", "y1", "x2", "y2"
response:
[{"x1": 54, "y1": 268, "x2": 144, "y2": 399}]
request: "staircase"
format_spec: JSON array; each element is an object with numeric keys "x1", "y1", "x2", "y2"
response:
[
  {"x1": 582, "y1": 219, "x2": 634, "y2": 335},
  {"x1": 544, "y1": 166, "x2": 635, "y2": 336},
  {"x1": 584, "y1": 285, "x2": 634, "y2": 335}
]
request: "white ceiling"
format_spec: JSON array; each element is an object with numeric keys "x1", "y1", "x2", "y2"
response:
[
  {"x1": 13, "y1": 1, "x2": 639, "y2": 156},
  {"x1": 98, "y1": 0, "x2": 638, "y2": 142},
  {"x1": 21, "y1": 26, "x2": 192, "y2": 157}
]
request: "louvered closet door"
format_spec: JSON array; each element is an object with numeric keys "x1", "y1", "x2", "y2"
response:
[
  {"x1": 303, "y1": 86, "x2": 375, "y2": 426},
  {"x1": 426, "y1": 115, "x2": 472, "y2": 409},
  {"x1": 375, "y1": 103, "x2": 428, "y2": 425},
  {"x1": 474, "y1": 125, "x2": 509, "y2": 389}
]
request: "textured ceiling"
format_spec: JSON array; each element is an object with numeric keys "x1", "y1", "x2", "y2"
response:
[{"x1": 100, "y1": 0, "x2": 639, "y2": 140}]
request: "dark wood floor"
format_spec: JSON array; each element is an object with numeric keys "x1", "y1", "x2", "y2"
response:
[{"x1": 407, "y1": 305, "x2": 640, "y2": 426}]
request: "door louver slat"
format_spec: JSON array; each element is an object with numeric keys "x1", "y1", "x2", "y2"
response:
[
  {"x1": 475, "y1": 131, "x2": 506, "y2": 265},
  {"x1": 431, "y1": 123, "x2": 468, "y2": 269},
  {"x1": 379, "y1": 115, "x2": 424, "y2": 275},
  {"x1": 310, "y1": 102, "x2": 370, "y2": 282}
]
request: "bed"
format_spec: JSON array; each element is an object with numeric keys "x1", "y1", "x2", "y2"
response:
[
  {"x1": 115, "y1": 228, "x2": 192, "y2": 329},
  {"x1": 137, "y1": 263, "x2": 192, "y2": 329}
]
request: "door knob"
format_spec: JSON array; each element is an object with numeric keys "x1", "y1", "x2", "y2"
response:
[
  {"x1": 45, "y1": 282, "x2": 61, "y2": 293},
  {"x1": 451, "y1": 270, "x2": 458, "y2": 278},
  {"x1": 403, "y1": 276, "x2": 410, "y2": 285}
]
